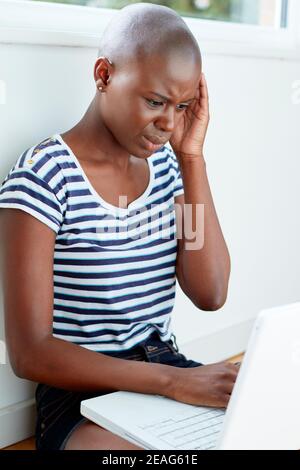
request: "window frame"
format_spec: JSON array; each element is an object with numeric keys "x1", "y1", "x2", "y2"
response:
[{"x1": 0, "y1": 0, "x2": 299, "y2": 60}]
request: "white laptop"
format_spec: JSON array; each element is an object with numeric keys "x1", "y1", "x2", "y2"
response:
[{"x1": 81, "y1": 302, "x2": 300, "y2": 450}]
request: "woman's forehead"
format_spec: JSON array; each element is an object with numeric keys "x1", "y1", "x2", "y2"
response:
[
  {"x1": 138, "y1": 49, "x2": 200, "y2": 73},
  {"x1": 127, "y1": 55, "x2": 201, "y2": 93}
]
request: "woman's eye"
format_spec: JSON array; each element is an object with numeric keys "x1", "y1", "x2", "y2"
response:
[
  {"x1": 146, "y1": 99, "x2": 162, "y2": 107},
  {"x1": 146, "y1": 99, "x2": 188, "y2": 110},
  {"x1": 177, "y1": 104, "x2": 189, "y2": 110}
]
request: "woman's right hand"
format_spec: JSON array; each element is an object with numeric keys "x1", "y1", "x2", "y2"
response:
[{"x1": 165, "y1": 361, "x2": 240, "y2": 408}]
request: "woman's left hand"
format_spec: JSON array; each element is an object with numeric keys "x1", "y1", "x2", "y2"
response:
[{"x1": 169, "y1": 72, "x2": 210, "y2": 161}]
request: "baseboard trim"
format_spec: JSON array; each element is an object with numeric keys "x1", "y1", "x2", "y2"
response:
[
  {"x1": 179, "y1": 319, "x2": 254, "y2": 364},
  {"x1": 0, "y1": 399, "x2": 36, "y2": 449}
]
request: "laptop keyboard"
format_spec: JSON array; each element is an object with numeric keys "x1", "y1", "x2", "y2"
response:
[{"x1": 138, "y1": 407, "x2": 225, "y2": 450}]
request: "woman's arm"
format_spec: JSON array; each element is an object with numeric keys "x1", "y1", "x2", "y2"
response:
[
  {"x1": 0, "y1": 208, "x2": 238, "y2": 407},
  {"x1": 0, "y1": 208, "x2": 172, "y2": 394},
  {"x1": 170, "y1": 73, "x2": 230, "y2": 311},
  {"x1": 174, "y1": 157, "x2": 231, "y2": 311}
]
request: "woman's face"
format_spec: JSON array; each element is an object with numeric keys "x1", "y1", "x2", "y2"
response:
[{"x1": 97, "y1": 53, "x2": 201, "y2": 158}]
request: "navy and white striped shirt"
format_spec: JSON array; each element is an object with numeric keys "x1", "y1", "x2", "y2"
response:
[{"x1": 0, "y1": 134, "x2": 184, "y2": 352}]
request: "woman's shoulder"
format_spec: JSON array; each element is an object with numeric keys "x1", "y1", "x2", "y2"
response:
[
  {"x1": 1, "y1": 134, "x2": 68, "y2": 201},
  {"x1": 151, "y1": 143, "x2": 178, "y2": 170},
  {"x1": 2, "y1": 134, "x2": 69, "y2": 201},
  {"x1": 157, "y1": 144, "x2": 181, "y2": 176},
  {"x1": 14, "y1": 135, "x2": 64, "y2": 176},
  {"x1": 0, "y1": 135, "x2": 66, "y2": 234}
]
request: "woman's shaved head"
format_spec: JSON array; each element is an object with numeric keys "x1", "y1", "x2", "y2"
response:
[
  {"x1": 86, "y1": 3, "x2": 202, "y2": 160},
  {"x1": 97, "y1": 2, "x2": 201, "y2": 71}
]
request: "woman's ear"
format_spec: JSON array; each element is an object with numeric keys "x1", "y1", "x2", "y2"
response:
[{"x1": 94, "y1": 56, "x2": 113, "y2": 89}]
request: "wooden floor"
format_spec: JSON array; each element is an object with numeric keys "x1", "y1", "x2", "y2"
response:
[
  {"x1": 3, "y1": 353, "x2": 244, "y2": 450},
  {"x1": 229, "y1": 353, "x2": 243, "y2": 364},
  {"x1": 3, "y1": 437, "x2": 35, "y2": 450}
]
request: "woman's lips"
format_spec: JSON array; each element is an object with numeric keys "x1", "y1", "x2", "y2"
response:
[{"x1": 142, "y1": 135, "x2": 164, "y2": 152}]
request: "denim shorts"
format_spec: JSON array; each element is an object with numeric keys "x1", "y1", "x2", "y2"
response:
[{"x1": 35, "y1": 331, "x2": 202, "y2": 450}]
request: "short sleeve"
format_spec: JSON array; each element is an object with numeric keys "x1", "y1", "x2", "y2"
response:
[
  {"x1": 167, "y1": 147, "x2": 184, "y2": 198},
  {"x1": 0, "y1": 167, "x2": 63, "y2": 234}
]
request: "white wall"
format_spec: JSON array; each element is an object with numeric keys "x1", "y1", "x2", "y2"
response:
[{"x1": 0, "y1": 0, "x2": 300, "y2": 447}]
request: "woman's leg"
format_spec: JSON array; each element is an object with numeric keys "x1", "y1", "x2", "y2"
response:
[{"x1": 64, "y1": 420, "x2": 143, "y2": 450}]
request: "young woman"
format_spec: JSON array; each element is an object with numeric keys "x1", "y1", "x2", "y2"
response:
[{"x1": 0, "y1": 3, "x2": 238, "y2": 450}]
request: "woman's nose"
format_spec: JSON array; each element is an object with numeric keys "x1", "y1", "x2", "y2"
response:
[{"x1": 156, "y1": 106, "x2": 176, "y2": 133}]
